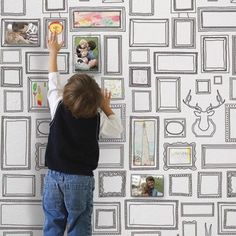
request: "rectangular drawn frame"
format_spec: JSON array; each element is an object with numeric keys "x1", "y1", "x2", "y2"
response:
[
  {"x1": 169, "y1": 174, "x2": 192, "y2": 196},
  {"x1": 1, "y1": 0, "x2": 26, "y2": 16},
  {"x1": 129, "y1": 66, "x2": 151, "y2": 87},
  {"x1": 182, "y1": 220, "x2": 197, "y2": 236},
  {"x1": 1, "y1": 67, "x2": 23, "y2": 87},
  {"x1": 229, "y1": 77, "x2": 236, "y2": 100},
  {"x1": 129, "y1": 49, "x2": 150, "y2": 64},
  {"x1": 232, "y1": 36, "x2": 236, "y2": 75},
  {"x1": 227, "y1": 171, "x2": 236, "y2": 197},
  {"x1": 129, "y1": 0, "x2": 154, "y2": 16},
  {"x1": 43, "y1": 0, "x2": 67, "y2": 13},
  {"x1": 132, "y1": 90, "x2": 152, "y2": 112},
  {"x1": 0, "y1": 49, "x2": 22, "y2": 64},
  {"x1": 181, "y1": 202, "x2": 215, "y2": 217},
  {"x1": 225, "y1": 104, "x2": 236, "y2": 142},
  {"x1": 4, "y1": 90, "x2": 23, "y2": 112},
  {"x1": 171, "y1": 0, "x2": 196, "y2": 13}
]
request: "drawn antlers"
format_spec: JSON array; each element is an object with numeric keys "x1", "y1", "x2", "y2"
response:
[{"x1": 206, "y1": 90, "x2": 225, "y2": 112}]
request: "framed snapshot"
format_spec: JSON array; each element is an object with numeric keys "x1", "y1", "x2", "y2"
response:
[
  {"x1": 70, "y1": 7, "x2": 125, "y2": 31},
  {"x1": 131, "y1": 174, "x2": 164, "y2": 197},
  {"x1": 73, "y1": 35, "x2": 101, "y2": 73},
  {"x1": 163, "y1": 142, "x2": 197, "y2": 170},
  {"x1": 129, "y1": 116, "x2": 159, "y2": 170},
  {"x1": 1, "y1": 19, "x2": 40, "y2": 47}
]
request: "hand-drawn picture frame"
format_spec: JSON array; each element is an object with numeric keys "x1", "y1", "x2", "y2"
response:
[
  {"x1": 131, "y1": 174, "x2": 164, "y2": 197},
  {"x1": 36, "y1": 118, "x2": 50, "y2": 138},
  {"x1": 225, "y1": 104, "x2": 236, "y2": 142},
  {"x1": 163, "y1": 142, "x2": 197, "y2": 170},
  {"x1": 129, "y1": 116, "x2": 159, "y2": 170},
  {"x1": 43, "y1": 0, "x2": 68, "y2": 13},
  {"x1": 181, "y1": 202, "x2": 215, "y2": 217},
  {"x1": 102, "y1": 0, "x2": 124, "y2": 2},
  {"x1": 1, "y1": 67, "x2": 23, "y2": 87},
  {"x1": 129, "y1": 49, "x2": 150, "y2": 64},
  {"x1": 35, "y1": 143, "x2": 47, "y2": 171},
  {"x1": 171, "y1": 0, "x2": 196, "y2": 13},
  {"x1": 1, "y1": 116, "x2": 31, "y2": 170},
  {"x1": 182, "y1": 220, "x2": 197, "y2": 236},
  {"x1": 132, "y1": 90, "x2": 152, "y2": 112},
  {"x1": 197, "y1": 172, "x2": 222, "y2": 198},
  {"x1": 169, "y1": 174, "x2": 192, "y2": 196},
  {"x1": 214, "y1": 75, "x2": 223, "y2": 84},
  {"x1": 28, "y1": 77, "x2": 49, "y2": 112},
  {"x1": 164, "y1": 118, "x2": 186, "y2": 138},
  {"x1": 72, "y1": 35, "x2": 101, "y2": 73},
  {"x1": 0, "y1": 49, "x2": 22, "y2": 64},
  {"x1": 230, "y1": 77, "x2": 236, "y2": 100},
  {"x1": 129, "y1": 67, "x2": 151, "y2": 87},
  {"x1": 196, "y1": 79, "x2": 211, "y2": 94},
  {"x1": 130, "y1": 19, "x2": 169, "y2": 47},
  {"x1": 227, "y1": 171, "x2": 236, "y2": 197},
  {"x1": 1, "y1": 0, "x2": 26, "y2": 16},
  {"x1": 70, "y1": 7, "x2": 125, "y2": 31},
  {"x1": 232, "y1": 36, "x2": 236, "y2": 75},
  {"x1": 99, "y1": 171, "x2": 126, "y2": 197},
  {"x1": 101, "y1": 77, "x2": 125, "y2": 100},
  {"x1": 131, "y1": 232, "x2": 161, "y2": 236},
  {"x1": 3, "y1": 231, "x2": 33, "y2": 236},
  {"x1": 129, "y1": 0, "x2": 154, "y2": 16},
  {"x1": 4, "y1": 90, "x2": 23, "y2": 113},
  {"x1": 1, "y1": 19, "x2": 41, "y2": 47}
]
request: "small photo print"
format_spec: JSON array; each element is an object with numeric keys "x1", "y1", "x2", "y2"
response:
[
  {"x1": 2, "y1": 19, "x2": 40, "y2": 47},
  {"x1": 131, "y1": 174, "x2": 164, "y2": 197},
  {"x1": 73, "y1": 35, "x2": 100, "y2": 72}
]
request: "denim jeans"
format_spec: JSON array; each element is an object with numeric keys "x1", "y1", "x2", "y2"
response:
[{"x1": 43, "y1": 170, "x2": 95, "y2": 236}]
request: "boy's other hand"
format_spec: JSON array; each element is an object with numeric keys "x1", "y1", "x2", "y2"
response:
[
  {"x1": 100, "y1": 89, "x2": 114, "y2": 117},
  {"x1": 47, "y1": 32, "x2": 64, "y2": 55}
]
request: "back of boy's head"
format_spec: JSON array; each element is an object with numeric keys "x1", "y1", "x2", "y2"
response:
[
  {"x1": 12, "y1": 22, "x2": 26, "y2": 32},
  {"x1": 63, "y1": 73, "x2": 102, "y2": 118},
  {"x1": 88, "y1": 41, "x2": 96, "y2": 50}
]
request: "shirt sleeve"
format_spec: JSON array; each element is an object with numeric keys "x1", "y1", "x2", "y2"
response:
[
  {"x1": 99, "y1": 112, "x2": 124, "y2": 138},
  {"x1": 47, "y1": 72, "x2": 63, "y2": 119}
]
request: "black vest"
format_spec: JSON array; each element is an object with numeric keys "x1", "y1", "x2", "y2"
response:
[{"x1": 45, "y1": 101, "x2": 100, "y2": 176}]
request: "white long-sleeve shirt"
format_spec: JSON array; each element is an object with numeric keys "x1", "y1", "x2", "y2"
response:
[{"x1": 47, "y1": 72, "x2": 123, "y2": 138}]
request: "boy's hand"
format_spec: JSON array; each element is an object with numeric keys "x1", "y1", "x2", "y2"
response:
[
  {"x1": 100, "y1": 89, "x2": 114, "y2": 117},
  {"x1": 47, "y1": 32, "x2": 63, "y2": 55}
]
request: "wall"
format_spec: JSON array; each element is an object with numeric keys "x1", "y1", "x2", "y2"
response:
[{"x1": 0, "y1": 0, "x2": 236, "y2": 235}]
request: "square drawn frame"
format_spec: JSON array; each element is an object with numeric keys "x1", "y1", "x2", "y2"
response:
[
  {"x1": 1, "y1": 67, "x2": 23, "y2": 87},
  {"x1": 125, "y1": 200, "x2": 178, "y2": 230},
  {"x1": 0, "y1": 49, "x2": 22, "y2": 64},
  {"x1": 196, "y1": 79, "x2": 211, "y2": 94},
  {"x1": 197, "y1": 172, "x2": 222, "y2": 198},
  {"x1": 99, "y1": 104, "x2": 126, "y2": 142},
  {"x1": 230, "y1": 78, "x2": 236, "y2": 100},
  {"x1": 1, "y1": 18, "x2": 41, "y2": 47},
  {"x1": 129, "y1": 0, "x2": 154, "y2": 16},
  {"x1": 129, "y1": 66, "x2": 151, "y2": 87},
  {"x1": 104, "y1": 35, "x2": 122, "y2": 75},
  {"x1": 225, "y1": 104, "x2": 236, "y2": 142},
  {"x1": 164, "y1": 118, "x2": 186, "y2": 138},
  {"x1": 163, "y1": 142, "x2": 197, "y2": 170},
  {"x1": 132, "y1": 90, "x2": 152, "y2": 112},
  {"x1": 156, "y1": 77, "x2": 181, "y2": 112},
  {"x1": 224, "y1": 209, "x2": 236, "y2": 229},
  {"x1": 98, "y1": 144, "x2": 124, "y2": 169},
  {"x1": 70, "y1": 7, "x2": 126, "y2": 32},
  {"x1": 3, "y1": 231, "x2": 33, "y2": 236},
  {"x1": 2, "y1": 174, "x2": 36, "y2": 197},
  {"x1": 129, "y1": 49, "x2": 150, "y2": 64},
  {"x1": 169, "y1": 174, "x2": 192, "y2": 197},
  {"x1": 95, "y1": 209, "x2": 116, "y2": 229},
  {"x1": 43, "y1": 0, "x2": 67, "y2": 13},
  {"x1": 1, "y1": 0, "x2": 26, "y2": 16},
  {"x1": 154, "y1": 52, "x2": 198, "y2": 74},
  {"x1": 1, "y1": 116, "x2": 31, "y2": 170},
  {"x1": 92, "y1": 202, "x2": 121, "y2": 234},
  {"x1": 43, "y1": 17, "x2": 68, "y2": 49},
  {"x1": 36, "y1": 118, "x2": 50, "y2": 138},
  {"x1": 227, "y1": 171, "x2": 236, "y2": 197},
  {"x1": 214, "y1": 75, "x2": 223, "y2": 85},
  {"x1": 4, "y1": 90, "x2": 23, "y2": 113},
  {"x1": 201, "y1": 35, "x2": 229, "y2": 73},
  {"x1": 35, "y1": 143, "x2": 47, "y2": 171},
  {"x1": 181, "y1": 202, "x2": 215, "y2": 217},
  {"x1": 182, "y1": 221, "x2": 197, "y2": 236},
  {"x1": 172, "y1": 18, "x2": 196, "y2": 49},
  {"x1": 171, "y1": 0, "x2": 196, "y2": 13},
  {"x1": 130, "y1": 19, "x2": 169, "y2": 47},
  {"x1": 101, "y1": 77, "x2": 125, "y2": 100},
  {"x1": 25, "y1": 52, "x2": 69, "y2": 74},
  {"x1": 129, "y1": 116, "x2": 159, "y2": 170},
  {"x1": 72, "y1": 35, "x2": 101, "y2": 74}
]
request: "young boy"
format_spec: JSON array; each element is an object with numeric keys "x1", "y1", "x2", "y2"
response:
[{"x1": 43, "y1": 33, "x2": 123, "y2": 236}]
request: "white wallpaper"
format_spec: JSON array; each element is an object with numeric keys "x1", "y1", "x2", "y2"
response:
[{"x1": 0, "y1": 0, "x2": 236, "y2": 235}]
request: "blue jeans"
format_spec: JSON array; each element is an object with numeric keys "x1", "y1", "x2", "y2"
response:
[{"x1": 43, "y1": 170, "x2": 95, "y2": 236}]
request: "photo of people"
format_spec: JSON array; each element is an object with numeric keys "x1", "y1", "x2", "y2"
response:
[
  {"x1": 2, "y1": 19, "x2": 40, "y2": 47},
  {"x1": 131, "y1": 174, "x2": 164, "y2": 197},
  {"x1": 73, "y1": 36, "x2": 100, "y2": 72}
]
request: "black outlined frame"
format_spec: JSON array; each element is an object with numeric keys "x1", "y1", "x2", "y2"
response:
[
  {"x1": 104, "y1": 35, "x2": 122, "y2": 75},
  {"x1": 1, "y1": 19, "x2": 41, "y2": 47},
  {"x1": 171, "y1": 0, "x2": 196, "y2": 13},
  {"x1": 164, "y1": 118, "x2": 186, "y2": 138},
  {"x1": 232, "y1": 36, "x2": 236, "y2": 75},
  {"x1": 132, "y1": 90, "x2": 152, "y2": 112},
  {"x1": 92, "y1": 202, "x2": 121, "y2": 234},
  {"x1": 130, "y1": 19, "x2": 169, "y2": 47},
  {"x1": 2, "y1": 174, "x2": 36, "y2": 197},
  {"x1": 201, "y1": 35, "x2": 229, "y2": 73},
  {"x1": 156, "y1": 77, "x2": 181, "y2": 112},
  {"x1": 225, "y1": 104, "x2": 236, "y2": 142},
  {"x1": 98, "y1": 144, "x2": 124, "y2": 169},
  {"x1": 154, "y1": 52, "x2": 198, "y2": 74},
  {"x1": 131, "y1": 232, "x2": 161, "y2": 236},
  {"x1": 198, "y1": 7, "x2": 236, "y2": 32},
  {"x1": 230, "y1": 77, "x2": 236, "y2": 100},
  {"x1": 172, "y1": 18, "x2": 196, "y2": 49},
  {"x1": 129, "y1": 0, "x2": 154, "y2": 16},
  {"x1": 214, "y1": 75, "x2": 223, "y2": 85},
  {"x1": 36, "y1": 118, "x2": 50, "y2": 138},
  {"x1": 1, "y1": 0, "x2": 26, "y2": 16},
  {"x1": 224, "y1": 209, "x2": 236, "y2": 229},
  {"x1": 182, "y1": 221, "x2": 197, "y2": 236},
  {"x1": 227, "y1": 171, "x2": 236, "y2": 197},
  {"x1": 3, "y1": 231, "x2": 33, "y2": 236},
  {"x1": 4, "y1": 90, "x2": 23, "y2": 113},
  {"x1": 163, "y1": 142, "x2": 197, "y2": 170},
  {"x1": 129, "y1": 67, "x2": 151, "y2": 87},
  {"x1": 1, "y1": 67, "x2": 23, "y2": 87},
  {"x1": 95, "y1": 209, "x2": 116, "y2": 229},
  {"x1": 129, "y1": 49, "x2": 150, "y2": 64},
  {"x1": 197, "y1": 172, "x2": 222, "y2": 198},
  {"x1": 99, "y1": 104, "x2": 126, "y2": 142},
  {"x1": 0, "y1": 49, "x2": 22, "y2": 64},
  {"x1": 35, "y1": 143, "x2": 47, "y2": 171},
  {"x1": 70, "y1": 7, "x2": 126, "y2": 32},
  {"x1": 196, "y1": 79, "x2": 211, "y2": 94},
  {"x1": 129, "y1": 116, "x2": 159, "y2": 170},
  {"x1": 43, "y1": 0, "x2": 67, "y2": 13},
  {"x1": 26, "y1": 52, "x2": 69, "y2": 74},
  {"x1": 202, "y1": 144, "x2": 236, "y2": 169},
  {"x1": 98, "y1": 171, "x2": 126, "y2": 197},
  {"x1": 125, "y1": 200, "x2": 178, "y2": 230},
  {"x1": 1, "y1": 116, "x2": 31, "y2": 170},
  {"x1": 181, "y1": 202, "x2": 215, "y2": 217},
  {"x1": 169, "y1": 174, "x2": 192, "y2": 197}
]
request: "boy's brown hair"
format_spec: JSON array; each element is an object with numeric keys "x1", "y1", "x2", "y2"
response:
[{"x1": 63, "y1": 73, "x2": 102, "y2": 118}]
